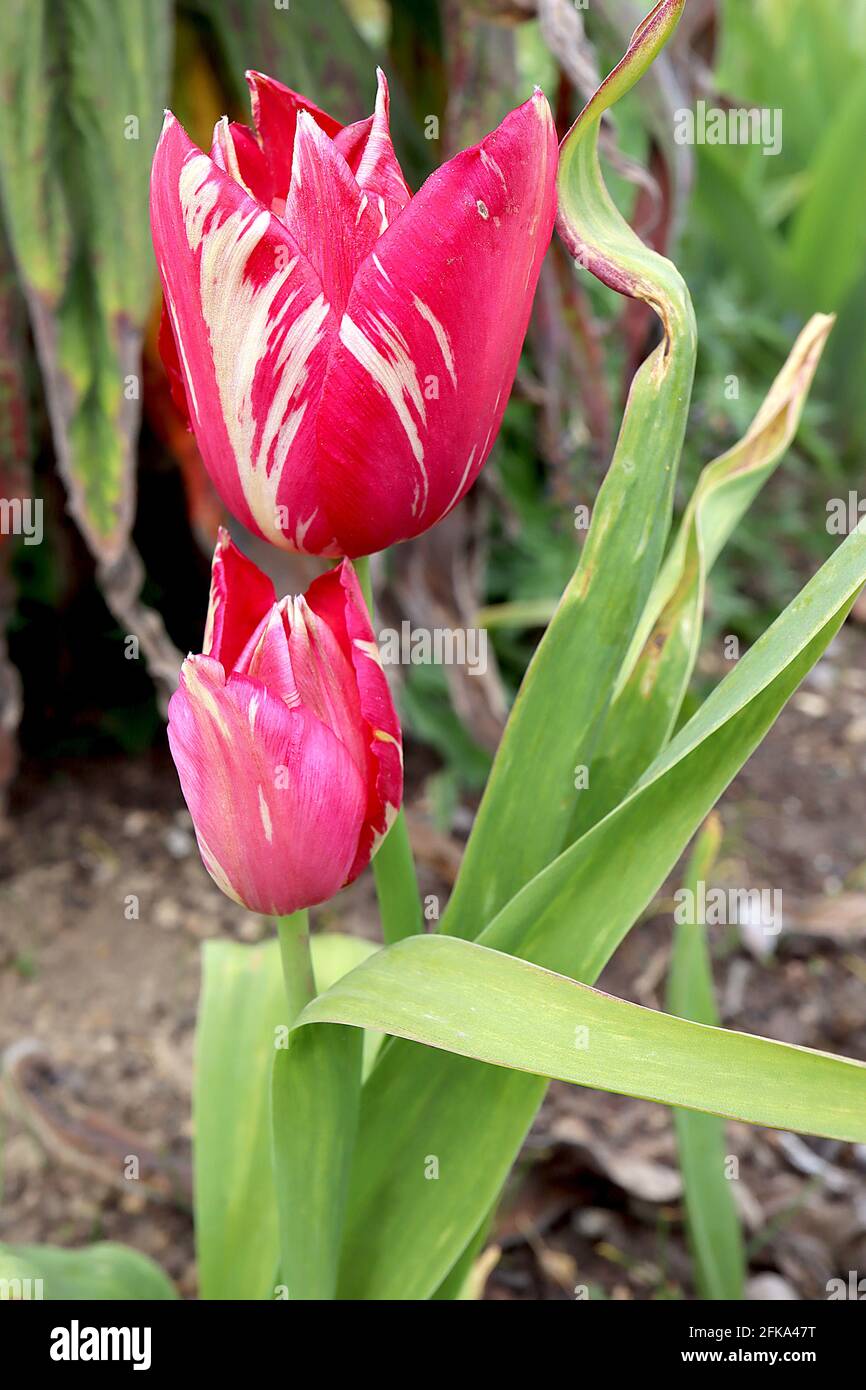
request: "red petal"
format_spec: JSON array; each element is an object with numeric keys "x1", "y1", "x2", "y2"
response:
[
  {"x1": 305, "y1": 561, "x2": 403, "y2": 878},
  {"x1": 150, "y1": 112, "x2": 339, "y2": 555},
  {"x1": 352, "y1": 69, "x2": 411, "y2": 231},
  {"x1": 238, "y1": 602, "x2": 300, "y2": 706},
  {"x1": 168, "y1": 657, "x2": 366, "y2": 915},
  {"x1": 203, "y1": 528, "x2": 276, "y2": 673},
  {"x1": 285, "y1": 591, "x2": 368, "y2": 778},
  {"x1": 284, "y1": 112, "x2": 381, "y2": 317},
  {"x1": 157, "y1": 299, "x2": 192, "y2": 427},
  {"x1": 316, "y1": 91, "x2": 558, "y2": 556},
  {"x1": 246, "y1": 70, "x2": 343, "y2": 206},
  {"x1": 334, "y1": 115, "x2": 374, "y2": 173},
  {"x1": 211, "y1": 117, "x2": 274, "y2": 209}
]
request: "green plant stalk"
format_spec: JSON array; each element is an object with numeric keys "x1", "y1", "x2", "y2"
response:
[
  {"x1": 667, "y1": 815, "x2": 746, "y2": 1301},
  {"x1": 275, "y1": 910, "x2": 315, "y2": 1022},
  {"x1": 353, "y1": 553, "x2": 422, "y2": 944}
]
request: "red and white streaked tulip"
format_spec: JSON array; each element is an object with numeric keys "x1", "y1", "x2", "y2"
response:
[
  {"x1": 168, "y1": 530, "x2": 402, "y2": 916},
  {"x1": 150, "y1": 69, "x2": 558, "y2": 558}
]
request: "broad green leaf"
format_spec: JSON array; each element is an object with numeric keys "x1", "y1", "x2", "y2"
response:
[
  {"x1": 338, "y1": 519, "x2": 866, "y2": 1299},
  {"x1": 431, "y1": 1215, "x2": 491, "y2": 1301},
  {"x1": 0, "y1": 1241, "x2": 177, "y2": 1300},
  {"x1": 194, "y1": 932, "x2": 377, "y2": 1300},
  {"x1": 0, "y1": 0, "x2": 171, "y2": 559},
  {"x1": 667, "y1": 817, "x2": 745, "y2": 1301},
  {"x1": 571, "y1": 311, "x2": 834, "y2": 833},
  {"x1": 442, "y1": 0, "x2": 695, "y2": 940},
  {"x1": 272, "y1": 1025, "x2": 362, "y2": 1300},
  {"x1": 295, "y1": 931, "x2": 866, "y2": 1128}
]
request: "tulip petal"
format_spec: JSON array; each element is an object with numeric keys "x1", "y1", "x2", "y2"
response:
[
  {"x1": 334, "y1": 115, "x2": 374, "y2": 172},
  {"x1": 150, "y1": 112, "x2": 340, "y2": 555},
  {"x1": 353, "y1": 69, "x2": 411, "y2": 230},
  {"x1": 168, "y1": 656, "x2": 366, "y2": 915},
  {"x1": 203, "y1": 529, "x2": 276, "y2": 673},
  {"x1": 305, "y1": 561, "x2": 403, "y2": 877},
  {"x1": 316, "y1": 91, "x2": 558, "y2": 556},
  {"x1": 211, "y1": 117, "x2": 274, "y2": 209},
  {"x1": 284, "y1": 592, "x2": 367, "y2": 777},
  {"x1": 239, "y1": 603, "x2": 300, "y2": 707},
  {"x1": 284, "y1": 112, "x2": 381, "y2": 317},
  {"x1": 157, "y1": 299, "x2": 193, "y2": 427},
  {"x1": 246, "y1": 70, "x2": 342, "y2": 205}
]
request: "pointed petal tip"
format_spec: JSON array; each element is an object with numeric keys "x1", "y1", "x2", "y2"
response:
[
  {"x1": 530, "y1": 87, "x2": 554, "y2": 121},
  {"x1": 374, "y1": 67, "x2": 390, "y2": 106},
  {"x1": 157, "y1": 109, "x2": 177, "y2": 143}
]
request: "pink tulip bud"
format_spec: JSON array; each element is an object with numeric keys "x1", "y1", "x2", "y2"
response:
[
  {"x1": 150, "y1": 69, "x2": 558, "y2": 557},
  {"x1": 168, "y1": 530, "x2": 402, "y2": 915}
]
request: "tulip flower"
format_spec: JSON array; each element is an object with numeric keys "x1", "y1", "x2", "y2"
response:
[
  {"x1": 168, "y1": 530, "x2": 403, "y2": 916},
  {"x1": 150, "y1": 69, "x2": 558, "y2": 558}
]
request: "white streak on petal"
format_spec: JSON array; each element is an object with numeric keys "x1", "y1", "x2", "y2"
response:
[
  {"x1": 258, "y1": 784, "x2": 273, "y2": 843},
  {"x1": 372, "y1": 253, "x2": 392, "y2": 284},
  {"x1": 438, "y1": 446, "x2": 476, "y2": 521},
  {"x1": 165, "y1": 291, "x2": 200, "y2": 417},
  {"x1": 248, "y1": 690, "x2": 260, "y2": 732},
  {"x1": 353, "y1": 636, "x2": 384, "y2": 668},
  {"x1": 412, "y1": 294, "x2": 457, "y2": 388},
  {"x1": 178, "y1": 154, "x2": 330, "y2": 541},
  {"x1": 184, "y1": 659, "x2": 231, "y2": 739},
  {"x1": 339, "y1": 309, "x2": 428, "y2": 511},
  {"x1": 480, "y1": 148, "x2": 508, "y2": 192},
  {"x1": 198, "y1": 834, "x2": 245, "y2": 904}
]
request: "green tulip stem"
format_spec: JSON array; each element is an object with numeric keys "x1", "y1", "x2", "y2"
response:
[
  {"x1": 275, "y1": 909, "x2": 316, "y2": 1021},
  {"x1": 353, "y1": 553, "x2": 423, "y2": 944}
]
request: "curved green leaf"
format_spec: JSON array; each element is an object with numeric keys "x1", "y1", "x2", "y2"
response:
[
  {"x1": 0, "y1": 1241, "x2": 177, "y2": 1300},
  {"x1": 296, "y1": 934, "x2": 866, "y2": 1141}
]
